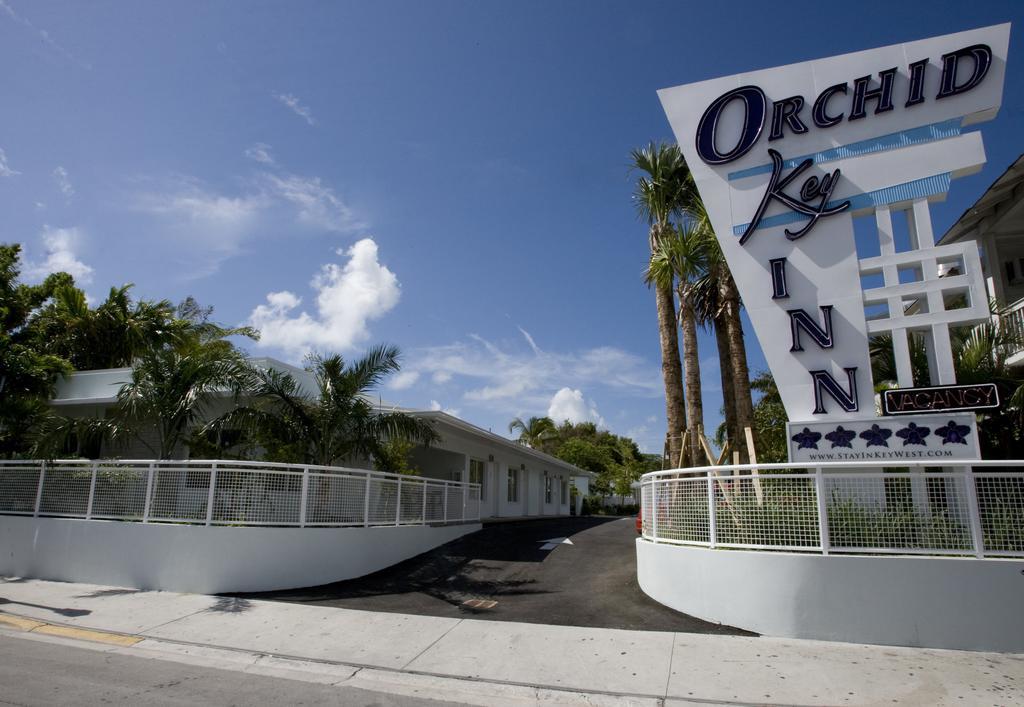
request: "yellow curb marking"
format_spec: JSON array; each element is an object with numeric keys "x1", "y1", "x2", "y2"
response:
[
  {"x1": 33, "y1": 624, "x2": 143, "y2": 646},
  {"x1": 0, "y1": 611, "x2": 142, "y2": 646},
  {"x1": 0, "y1": 613, "x2": 45, "y2": 632}
]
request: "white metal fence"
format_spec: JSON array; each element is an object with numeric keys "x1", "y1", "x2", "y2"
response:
[
  {"x1": 640, "y1": 460, "x2": 1024, "y2": 558},
  {"x1": 0, "y1": 459, "x2": 481, "y2": 528}
]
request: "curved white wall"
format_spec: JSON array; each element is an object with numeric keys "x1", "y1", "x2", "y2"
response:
[
  {"x1": 637, "y1": 539, "x2": 1024, "y2": 652},
  {"x1": 0, "y1": 516, "x2": 479, "y2": 594}
]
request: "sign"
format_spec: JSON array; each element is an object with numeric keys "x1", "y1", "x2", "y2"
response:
[
  {"x1": 882, "y1": 383, "x2": 999, "y2": 415},
  {"x1": 658, "y1": 25, "x2": 1010, "y2": 425},
  {"x1": 787, "y1": 412, "x2": 980, "y2": 463}
]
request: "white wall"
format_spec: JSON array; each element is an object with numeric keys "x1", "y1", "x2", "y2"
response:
[
  {"x1": 0, "y1": 516, "x2": 479, "y2": 595},
  {"x1": 636, "y1": 540, "x2": 1024, "y2": 653}
]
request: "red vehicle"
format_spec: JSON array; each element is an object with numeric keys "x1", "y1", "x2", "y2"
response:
[{"x1": 635, "y1": 508, "x2": 643, "y2": 535}]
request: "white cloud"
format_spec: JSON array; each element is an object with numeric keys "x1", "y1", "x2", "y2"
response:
[
  {"x1": 53, "y1": 166, "x2": 73, "y2": 198},
  {"x1": 247, "y1": 238, "x2": 400, "y2": 360},
  {"x1": 260, "y1": 172, "x2": 362, "y2": 232},
  {"x1": 127, "y1": 170, "x2": 362, "y2": 277},
  {"x1": 0, "y1": 148, "x2": 19, "y2": 177},
  {"x1": 244, "y1": 142, "x2": 275, "y2": 164},
  {"x1": 429, "y1": 400, "x2": 461, "y2": 417},
  {"x1": 400, "y1": 330, "x2": 661, "y2": 411},
  {"x1": 24, "y1": 225, "x2": 93, "y2": 284},
  {"x1": 388, "y1": 370, "x2": 420, "y2": 390},
  {"x1": 274, "y1": 92, "x2": 316, "y2": 125},
  {"x1": 547, "y1": 387, "x2": 604, "y2": 427}
]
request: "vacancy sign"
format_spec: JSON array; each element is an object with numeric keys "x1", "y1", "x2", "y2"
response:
[{"x1": 658, "y1": 25, "x2": 1010, "y2": 426}]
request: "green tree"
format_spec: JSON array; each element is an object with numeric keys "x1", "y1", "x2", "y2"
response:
[
  {"x1": 631, "y1": 141, "x2": 690, "y2": 465},
  {"x1": 508, "y1": 415, "x2": 558, "y2": 452},
  {"x1": 213, "y1": 346, "x2": 439, "y2": 467},
  {"x1": 0, "y1": 245, "x2": 73, "y2": 457},
  {"x1": 26, "y1": 283, "x2": 189, "y2": 370}
]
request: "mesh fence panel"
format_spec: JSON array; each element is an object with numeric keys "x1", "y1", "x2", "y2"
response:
[
  {"x1": 446, "y1": 485, "x2": 464, "y2": 521},
  {"x1": 713, "y1": 475, "x2": 821, "y2": 549},
  {"x1": 306, "y1": 473, "x2": 367, "y2": 525},
  {"x1": 653, "y1": 477, "x2": 710, "y2": 544},
  {"x1": 974, "y1": 474, "x2": 1024, "y2": 554},
  {"x1": 0, "y1": 463, "x2": 41, "y2": 513},
  {"x1": 149, "y1": 465, "x2": 210, "y2": 522},
  {"x1": 826, "y1": 473, "x2": 973, "y2": 553},
  {"x1": 38, "y1": 463, "x2": 92, "y2": 516},
  {"x1": 91, "y1": 465, "x2": 148, "y2": 519},
  {"x1": 399, "y1": 480, "x2": 425, "y2": 524},
  {"x1": 212, "y1": 468, "x2": 301, "y2": 524},
  {"x1": 424, "y1": 484, "x2": 445, "y2": 522},
  {"x1": 367, "y1": 479, "x2": 398, "y2": 524}
]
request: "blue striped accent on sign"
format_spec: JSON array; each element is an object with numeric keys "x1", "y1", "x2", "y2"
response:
[
  {"x1": 727, "y1": 119, "x2": 963, "y2": 181},
  {"x1": 731, "y1": 173, "x2": 952, "y2": 236}
]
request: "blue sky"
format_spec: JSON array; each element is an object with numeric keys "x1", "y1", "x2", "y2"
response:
[{"x1": 2, "y1": 1, "x2": 1022, "y2": 452}]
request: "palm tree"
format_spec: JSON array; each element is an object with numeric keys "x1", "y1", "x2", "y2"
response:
[
  {"x1": 213, "y1": 345, "x2": 438, "y2": 467},
  {"x1": 645, "y1": 219, "x2": 712, "y2": 465},
  {"x1": 28, "y1": 283, "x2": 190, "y2": 370},
  {"x1": 508, "y1": 415, "x2": 558, "y2": 452},
  {"x1": 632, "y1": 142, "x2": 689, "y2": 465},
  {"x1": 115, "y1": 337, "x2": 254, "y2": 459}
]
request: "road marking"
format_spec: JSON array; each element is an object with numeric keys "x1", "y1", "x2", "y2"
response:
[
  {"x1": 538, "y1": 537, "x2": 574, "y2": 550},
  {"x1": 0, "y1": 613, "x2": 45, "y2": 632},
  {"x1": 0, "y1": 611, "x2": 142, "y2": 646},
  {"x1": 460, "y1": 599, "x2": 498, "y2": 610}
]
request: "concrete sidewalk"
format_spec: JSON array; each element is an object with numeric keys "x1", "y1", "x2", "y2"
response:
[{"x1": 1, "y1": 577, "x2": 1022, "y2": 706}]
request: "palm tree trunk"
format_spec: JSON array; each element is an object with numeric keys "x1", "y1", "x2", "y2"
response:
[
  {"x1": 714, "y1": 315, "x2": 738, "y2": 460},
  {"x1": 678, "y1": 290, "x2": 705, "y2": 466},
  {"x1": 655, "y1": 279, "x2": 687, "y2": 466},
  {"x1": 718, "y1": 266, "x2": 755, "y2": 463}
]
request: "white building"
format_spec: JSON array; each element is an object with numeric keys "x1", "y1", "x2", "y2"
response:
[
  {"x1": 938, "y1": 153, "x2": 1024, "y2": 367},
  {"x1": 48, "y1": 358, "x2": 591, "y2": 520}
]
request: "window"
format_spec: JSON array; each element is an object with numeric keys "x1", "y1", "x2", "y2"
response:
[
  {"x1": 544, "y1": 473, "x2": 552, "y2": 503},
  {"x1": 507, "y1": 467, "x2": 519, "y2": 503},
  {"x1": 469, "y1": 458, "x2": 485, "y2": 498}
]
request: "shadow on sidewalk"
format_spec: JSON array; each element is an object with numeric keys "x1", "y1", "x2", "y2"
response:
[{"x1": 0, "y1": 597, "x2": 91, "y2": 618}]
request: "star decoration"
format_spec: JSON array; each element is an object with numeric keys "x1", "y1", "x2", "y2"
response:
[
  {"x1": 791, "y1": 427, "x2": 822, "y2": 450},
  {"x1": 936, "y1": 420, "x2": 972, "y2": 445},
  {"x1": 895, "y1": 422, "x2": 931, "y2": 446},
  {"x1": 825, "y1": 425, "x2": 856, "y2": 449},
  {"x1": 859, "y1": 424, "x2": 892, "y2": 448}
]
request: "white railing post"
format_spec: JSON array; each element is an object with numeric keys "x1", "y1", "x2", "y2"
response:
[
  {"x1": 443, "y1": 482, "x2": 449, "y2": 524},
  {"x1": 299, "y1": 467, "x2": 309, "y2": 528},
  {"x1": 650, "y1": 481, "x2": 658, "y2": 543},
  {"x1": 815, "y1": 466, "x2": 830, "y2": 555},
  {"x1": 462, "y1": 482, "x2": 468, "y2": 521},
  {"x1": 205, "y1": 463, "x2": 217, "y2": 526},
  {"x1": 85, "y1": 462, "x2": 98, "y2": 520},
  {"x1": 962, "y1": 467, "x2": 985, "y2": 559},
  {"x1": 421, "y1": 480, "x2": 428, "y2": 524},
  {"x1": 395, "y1": 476, "x2": 403, "y2": 526},
  {"x1": 363, "y1": 473, "x2": 372, "y2": 527},
  {"x1": 707, "y1": 475, "x2": 717, "y2": 549},
  {"x1": 33, "y1": 460, "x2": 46, "y2": 517},
  {"x1": 142, "y1": 462, "x2": 155, "y2": 522}
]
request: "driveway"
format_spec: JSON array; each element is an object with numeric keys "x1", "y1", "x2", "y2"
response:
[{"x1": 241, "y1": 516, "x2": 751, "y2": 635}]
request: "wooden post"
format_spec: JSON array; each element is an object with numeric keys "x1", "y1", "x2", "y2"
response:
[{"x1": 744, "y1": 426, "x2": 764, "y2": 505}]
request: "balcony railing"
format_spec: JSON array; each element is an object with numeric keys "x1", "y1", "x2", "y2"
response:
[
  {"x1": 0, "y1": 459, "x2": 481, "y2": 528},
  {"x1": 1002, "y1": 296, "x2": 1024, "y2": 363},
  {"x1": 640, "y1": 460, "x2": 1024, "y2": 559}
]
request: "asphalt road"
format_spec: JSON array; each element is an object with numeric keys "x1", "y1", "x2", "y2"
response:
[
  {"x1": 243, "y1": 516, "x2": 751, "y2": 635},
  {"x1": 0, "y1": 634, "x2": 462, "y2": 707}
]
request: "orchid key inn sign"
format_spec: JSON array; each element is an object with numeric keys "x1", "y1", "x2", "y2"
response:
[{"x1": 658, "y1": 24, "x2": 1010, "y2": 461}]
